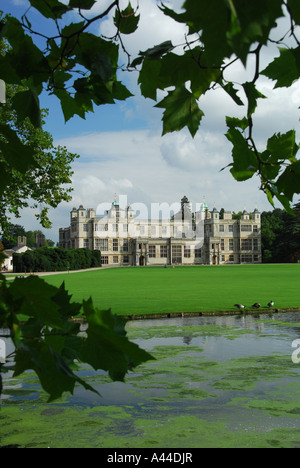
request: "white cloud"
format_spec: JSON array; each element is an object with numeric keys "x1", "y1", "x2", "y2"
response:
[{"x1": 99, "y1": 0, "x2": 187, "y2": 57}]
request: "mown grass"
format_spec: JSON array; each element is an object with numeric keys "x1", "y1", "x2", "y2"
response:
[{"x1": 43, "y1": 264, "x2": 300, "y2": 316}]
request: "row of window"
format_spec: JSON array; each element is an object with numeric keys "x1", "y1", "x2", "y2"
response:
[
  {"x1": 207, "y1": 224, "x2": 259, "y2": 233},
  {"x1": 100, "y1": 253, "x2": 260, "y2": 265},
  {"x1": 101, "y1": 255, "x2": 129, "y2": 264},
  {"x1": 220, "y1": 238, "x2": 259, "y2": 251},
  {"x1": 221, "y1": 254, "x2": 260, "y2": 262}
]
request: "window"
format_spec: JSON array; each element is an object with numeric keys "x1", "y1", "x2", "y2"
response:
[
  {"x1": 221, "y1": 239, "x2": 225, "y2": 251},
  {"x1": 160, "y1": 245, "x2": 167, "y2": 257},
  {"x1": 172, "y1": 245, "x2": 182, "y2": 264},
  {"x1": 253, "y1": 239, "x2": 258, "y2": 251},
  {"x1": 83, "y1": 239, "x2": 89, "y2": 249},
  {"x1": 229, "y1": 254, "x2": 234, "y2": 262},
  {"x1": 101, "y1": 256, "x2": 108, "y2": 264},
  {"x1": 149, "y1": 245, "x2": 156, "y2": 257},
  {"x1": 241, "y1": 254, "x2": 252, "y2": 262},
  {"x1": 113, "y1": 256, "x2": 119, "y2": 263},
  {"x1": 229, "y1": 239, "x2": 234, "y2": 250},
  {"x1": 253, "y1": 225, "x2": 258, "y2": 232},
  {"x1": 123, "y1": 239, "x2": 129, "y2": 252},
  {"x1": 95, "y1": 223, "x2": 108, "y2": 232},
  {"x1": 123, "y1": 255, "x2": 129, "y2": 263},
  {"x1": 95, "y1": 239, "x2": 108, "y2": 251},
  {"x1": 83, "y1": 224, "x2": 89, "y2": 232},
  {"x1": 241, "y1": 224, "x2": 252, "y2": 232},
  {"x1": 184, "y1": 245, "x2": 191, "y2": 258},
  {"x1": 113, "y1": 239, "x2": 118, "y2": 252},
  {"x1": 195, "y1": 248, "x2": 201, "y2": 258},
  {"x1": 113, "y1": 224, "x2": 118, "y2": 232},
  {"x1": 123, "y1": 224, "x2": 128, "y2": 233},
  {"x1": 229, "y1": 225, "x2": 233, "y2": 232},
  {"x1": 219, "y1": 225, "x2": 224, "y2": 232},
  {"x1": 241, "y1": 239, "x2": 252, "y2": 250}
]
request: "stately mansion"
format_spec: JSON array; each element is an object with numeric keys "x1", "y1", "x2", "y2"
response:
[{"x1": 59, "y1": 198, "x2": 261, "y2": 266}]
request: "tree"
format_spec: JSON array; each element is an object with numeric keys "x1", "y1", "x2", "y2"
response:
[
  {"x1": 1, "y1": 224, "x2": 26, "y2": 249},
  {"x1": 261, "y1": 203, "x2": 300, "y2": 262},
  {"x1": 0, "y1": 39, "x2": 79, "y2": 235},
  {"x1": 0, "y1": 224, "x2": 55, "y2": 249}
]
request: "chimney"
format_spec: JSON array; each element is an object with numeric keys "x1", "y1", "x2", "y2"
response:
[{"x1": 17, "y1": 236, "x2": 27, "y2": 247}]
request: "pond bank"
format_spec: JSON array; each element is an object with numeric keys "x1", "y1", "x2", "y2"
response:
[{"x1": 71, "y1": 307, "x2": 300, "y2": 322}]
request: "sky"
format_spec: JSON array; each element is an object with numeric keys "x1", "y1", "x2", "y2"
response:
[{"x1": 3, "y1": 0, "x2": 300, "y2": 242}]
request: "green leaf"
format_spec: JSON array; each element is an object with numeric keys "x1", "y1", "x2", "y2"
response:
[
  {"x1": 276, "y1": 160, "x2": 300, "y2": 200},
  {"x1": 287, "y1": 0, "x2": 300, "y2": 25},
  {"x1": 228, "y1": 0, "x2": 284, "y2": 64},
  {"x1": 174, "y1": 0, "x2": 231, "y2": 65},
  {"x1": 261, "y1": 47, "x2": 300, "y2": 88},
  {"x1": 222, "y1": 82, "x2": 244, "y2": 106},
  {"x1": 140, "y1": 41, "x2": 174, "y2": 60},
  {"x1": 114, "y1": 2, "x2": 140, "y2": 35},
  {"x1": 14, "y1": 340, "x2": 98, "y2": 402},
  {"x1": 225, "y1": 127, "x2": 258, "y2": 181},
  {"x1": 4, "y1": 34, "x2": 50, "y2": 86},
  {"x1": 69, "y1": 0, "x2": 96, "y2": 9},
  {"x1": 28, "y1": 0, "x2": 70, "y2": 19},
  {"x1": 12, "y1": 89, "x2": 42, "y2": 128},
  {"x1": 9, "y1": 276, "x2": 64, "y2": 329},
  {"x1": 138, "y1": 57, "x2": 162, "y2": 100},
  {"x1": 267, "y1": 130, "x2": 299, "y2": 162},
  {"x1": 80, "y1": 299, "x2": 154, "y2": 381},
  {"x1": 74, "y1": 33, "x2": 119, "y2": 81},
  {"x1": 0, "y1": 124, "x2": 37, "y2": 173},
  {"x1": 155, "y1": 86, "x2": 204, "y2": 137},
  {"x1": 225, "y1": 116, "x2": 249, "y2": 131},
  {"x1": 54, "y1": 88, "x2": 87, "y2": 121},
  {"x1": 242, "y1": 82, "x2": 266, "y2": 117}
]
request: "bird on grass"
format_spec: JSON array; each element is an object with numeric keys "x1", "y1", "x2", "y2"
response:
[
  {"x1": 252, "y1": 302, "x2": 260, "y2": 308},
  {"x1": 234, "y1": 304, "x2": 245, "y2": 312},
  {"x1": 267, "y1": 301, "x2": 274, "y2": 307}
]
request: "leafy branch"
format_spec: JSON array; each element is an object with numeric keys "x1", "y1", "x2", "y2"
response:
[{"x1": 0, "y1": 275, "x2": 154, "y2": 402}]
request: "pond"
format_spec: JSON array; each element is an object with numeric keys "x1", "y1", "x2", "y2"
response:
[{"x1": 1, "y1": 312, "x2": 300, "y2": 448}]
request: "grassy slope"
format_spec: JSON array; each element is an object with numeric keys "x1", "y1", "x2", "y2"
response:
[{"x1": 43, "y1": 264, "x2": 300, "y2": 316}]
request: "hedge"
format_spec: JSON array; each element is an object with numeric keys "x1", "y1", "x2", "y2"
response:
[{"x1": 13, "y1": 247, "x2": 101, "y2": 273}]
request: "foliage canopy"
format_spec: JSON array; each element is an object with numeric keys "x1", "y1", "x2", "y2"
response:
[{"x1": 0, "y1": 0, "x2": 299, "y2": 212}]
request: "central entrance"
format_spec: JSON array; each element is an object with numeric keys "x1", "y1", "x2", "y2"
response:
[
  {"x1": 172, "y1": 245, "x2": 182, "y2": 265},
  {"x1": 139, "y1": 255, "x2": 145, "y2": 266}
]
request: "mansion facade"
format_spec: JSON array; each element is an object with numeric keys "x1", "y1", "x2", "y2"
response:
[
  {"x1": 59, "y1": 201, "x2": 261, "y2": 266},
  {"x1": 59, "y1": 199, "x2": 262, "y2": 266}
]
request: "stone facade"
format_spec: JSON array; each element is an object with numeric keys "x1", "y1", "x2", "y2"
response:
[{"x1": 59, "y1": 200, "x2": 261, "y2": 266}]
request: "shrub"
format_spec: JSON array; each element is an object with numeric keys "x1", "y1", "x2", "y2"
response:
[{"x1": 13, "y1": 247, "x2": 101, "y2": 273}]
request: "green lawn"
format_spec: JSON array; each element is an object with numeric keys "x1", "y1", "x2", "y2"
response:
[{"x1": 43, "y1": 264, "x2": 300, "y2": 316}]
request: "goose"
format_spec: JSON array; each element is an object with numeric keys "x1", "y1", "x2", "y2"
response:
[
  {"x1": 252, "y1": 302, "x2": 260, "y2": 308},
  {"x1": 267, "y1": 301, "x2": 274, "y2": 307},
  {"x1": 234, "y1": 304, "x2": 245, "y2": 311}
]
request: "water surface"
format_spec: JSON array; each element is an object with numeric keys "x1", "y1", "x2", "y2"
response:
[{"x1": 1, "y1": 312, "x2": 300, "y2": 448}]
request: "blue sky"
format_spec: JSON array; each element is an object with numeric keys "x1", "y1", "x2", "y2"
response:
[{"x1": 3, "y1": 0, "x2": 300, "y2": 242}]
